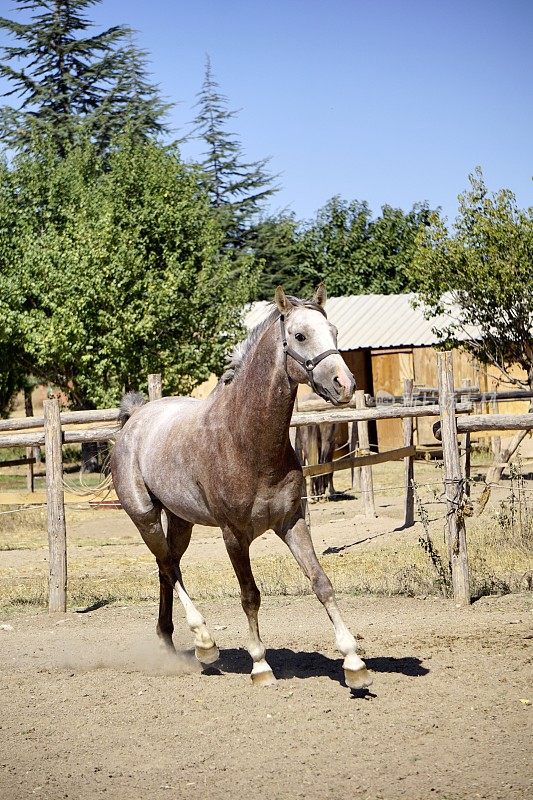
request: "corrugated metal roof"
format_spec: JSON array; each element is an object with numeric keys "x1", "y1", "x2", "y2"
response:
[{"x1": 244, "y1": 294, "x2": 470, "y2": 350}]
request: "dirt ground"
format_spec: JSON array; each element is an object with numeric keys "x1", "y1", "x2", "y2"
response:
[
  {"x1": 0, "y1": 590, "x2": 531, "y2": 800},
  {"x1": 1, "y1": 459, "x2": 532, "y2": 800},
  {"x1": 0, "y1": 492, "x2": 423, "y2": 567}
]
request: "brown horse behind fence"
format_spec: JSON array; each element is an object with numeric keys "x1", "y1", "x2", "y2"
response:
[{"x1": 111, "y1": 285, "x2": 372, "y2": 690}]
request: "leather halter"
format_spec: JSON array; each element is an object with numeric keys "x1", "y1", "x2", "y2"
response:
[{"x1": 279, "y1": 313, "x2": 340, "y2": 395}]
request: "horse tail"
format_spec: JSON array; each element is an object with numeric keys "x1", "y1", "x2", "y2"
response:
[{"x1": 118, "y1": 391, "x2": 146, "y2": 428}]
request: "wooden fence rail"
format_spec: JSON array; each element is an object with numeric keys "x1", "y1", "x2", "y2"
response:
[
  {"x1": 290, "y1": 401, "x2": 473, "y2": 427},
  {"x1": 0, "y1": 408, "x2": 119, "y2": 433},
  {"x1": 0, "y1": 400, "x2": 474, "y2": 437},
  {"x1": 433, "y1": 413, "x2": 533, "y2": 439},
  {"x1": 0, "y1": 426, "x2": 121, "y2": 449},
  {"x1": 0, "y1": 457, "x2": 36, "y2": 468},
  {"x1": 297, "y1": 389, "x2": 533, "y2": 412},
  {"x1": 0, "y1": 403, "x2": 475, "y2": 449},
  {"x1": 302, "y1": 445, "x2": 415, "y2": 478}
]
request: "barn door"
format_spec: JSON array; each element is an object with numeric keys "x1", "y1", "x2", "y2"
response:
[{"x1": 371, "y1": 349, "x2": 414, "y2": 451}]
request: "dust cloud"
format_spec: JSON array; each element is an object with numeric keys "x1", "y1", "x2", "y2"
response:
[{"x1": 57, "y1": 639, "x2": 203, "y2": 676}]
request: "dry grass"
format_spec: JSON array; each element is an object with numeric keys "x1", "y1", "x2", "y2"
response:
[
  {"x1": 0, "y1": 505, "x2": 138, "y2": 551},
  {"x1": 1, "y1": 519, "x2": 530, "y2": 612},
  {"x1": 0, "y1": 506, "x2": 49, "y2": 550},
  {"x1": 1, "y1": 459, "x2": 531, "y2": 612}
]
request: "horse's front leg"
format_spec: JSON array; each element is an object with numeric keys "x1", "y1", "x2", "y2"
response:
[{"x1": 277, "y1": 514, "x2": 372, "y2": 690}]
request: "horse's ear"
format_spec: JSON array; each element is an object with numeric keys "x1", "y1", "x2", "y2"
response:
[
  {"x1": 274, "y1": 286, "x2": 293, "y2": 314},
  {"x1": 313, "y1": 283, "x2": 327, "y2": 307}
]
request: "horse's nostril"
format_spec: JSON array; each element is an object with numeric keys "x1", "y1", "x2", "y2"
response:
[{"x1": 333, "y1": 376, "x2": 341, "y2": 386}]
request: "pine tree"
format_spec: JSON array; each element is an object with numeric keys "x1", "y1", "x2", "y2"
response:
[
  {"x1": 191, "y1": 56, "x2": 277, "y2": 249},
  {"x1": 90, "y1": 40, "x2": 170, "y2": 152},
  {"x1": 0, "y1": 0, "x2": 168, "y2": 154}
]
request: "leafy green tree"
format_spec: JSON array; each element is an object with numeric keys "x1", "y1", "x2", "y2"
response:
[
  {"x1": 296, "y1": 197, "x2": 372, "y2": 296},
  {"x1": 285, "y1": 197, "x2": 434, "y2": 297},
  {"x1": 0, "y1": 156, "x2": 26, "y2": 415},
  {"x1": 90, "y1": 39, "x2": 171, "y2": 152},
  {"x1": 191, "y1": 56, "x2": 277, "y2": 250},
  {"x1": 0, "y1": 342, "x2": 25, "y2": 418},
  {"x1": 366, "y1": 203, "x2": 434, "y2": 293},
  {"x1": 246, "y1": 198, "x2": 436, "y2": 300},
  {"x1": 0, "y1": 135, "x2": 256, "y2": 410},
  {"x1": 411, "y1": 168, "x2": 533, "y2": 502},
  {"x1": 0, "y1": 0, "x2": 168, "y2": 155},
  {"x1": 412, "y1": 168, "x2": 533, "y2": 389}
]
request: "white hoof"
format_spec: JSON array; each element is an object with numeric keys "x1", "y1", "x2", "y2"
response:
[
  {"x1": 195, "y1": 644, "x2": 220, "y2": 664},
  {"x1": 343, "y1": 653, "x2": 372, "y2": 689},
  {"x1": 251, "y1": 669, "x2": 277, "y2": 687},
  {"x1": 251, "y1": 660, "x2": 277, "y2": 687},
  {"x1": 344, "y1": 665, "x2": 373, "y2": 690}
]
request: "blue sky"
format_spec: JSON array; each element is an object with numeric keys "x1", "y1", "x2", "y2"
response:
[{"x1": 1, "y1": 0, "x2": 531, "y2": 222}]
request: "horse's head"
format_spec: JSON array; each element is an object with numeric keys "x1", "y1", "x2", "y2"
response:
[{"x1": 274, "y1": 284, "x2": 355, "y2": 406}]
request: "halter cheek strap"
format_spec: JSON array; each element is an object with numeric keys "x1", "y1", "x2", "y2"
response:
[{"x1": 279, "y1": 314, "x2": 340, "y2": 394}]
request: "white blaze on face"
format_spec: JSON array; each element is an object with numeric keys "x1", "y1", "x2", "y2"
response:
[{"x1": 285, "y1": 307, "x2": 355, "y2": 403}]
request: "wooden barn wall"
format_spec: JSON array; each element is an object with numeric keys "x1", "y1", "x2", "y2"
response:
[
  {"x1": 341, "y1": 346, "x2": 531, "y2": 453},
  {"x1": 341, "y1": 349, "x2": 378, "y2": 447},
  {"x1": 481, "y1": 361, "x2": 532, "y2": 457},
  {"x1": 412, "y1": 347, "x2": 479, "y2": 447},
  {"x1": 370, "y1": 348, "x2": 413, "y2": 450},
  {"x1": 342, "y1": 350, "x2": 372, "y2": 395}
]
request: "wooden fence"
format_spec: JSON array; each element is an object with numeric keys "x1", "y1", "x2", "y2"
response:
[{"x1": 1, "y1": 367, "x2": 531, "y2": 611}]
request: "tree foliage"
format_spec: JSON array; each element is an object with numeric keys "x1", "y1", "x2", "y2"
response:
[
  {"x1": 0, "y1": 136, "x2": 256, "y2": 409},
  {"x1": 0, "y1": 0, "x2": 168, "y2": 155},
  {"x1": 252, "y1": 197, "x2": 435, "y2": 299},
  {"x1": 411, "y1": 168, "x2": 533, "y2": 388},
  {"x1": 248, "y1": 212, "x2": 301, "y2": 299}
]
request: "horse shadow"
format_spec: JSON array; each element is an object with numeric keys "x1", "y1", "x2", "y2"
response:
[{"x1": 204, "y1": 647, "x2": 429, "y2": 691}]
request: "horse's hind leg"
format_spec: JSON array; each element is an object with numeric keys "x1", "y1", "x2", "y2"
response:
[
  {"x1": 164, "y1": 511, "x2": 219, "y2": 664},
  {"x1": 118, "y1": 499, "x2": 175, "y2": 649},
  {"x1": 155, "y1": 511, "x2": 192, "y2": 651},
  {"x1": 119, "y1": 487, "x2": 218, "y2": 663},
  {"x1": 223, "y1": 527, "x2": 276, "y2": 687}
]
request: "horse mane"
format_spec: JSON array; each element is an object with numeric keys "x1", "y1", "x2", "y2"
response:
[{"x1": 219, "y1": 296, "x2": 327, "y2": 385}]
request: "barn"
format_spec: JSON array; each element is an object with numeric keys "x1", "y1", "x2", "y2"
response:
[{"x1": 245, "y1": 294, "x2": 530, "y2": 453}]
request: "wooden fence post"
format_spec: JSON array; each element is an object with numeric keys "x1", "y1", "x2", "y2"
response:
[
  {"x1": 460, "y1": 432, "x2": 471, "y2": 497},
  {"x1": 403, "y1": 379, "x2": 415, "y2": 527},
  {"x1": 350, "y1": 421, "x2": 361, "y2": 491},
  {"x1": 43, "y1": 398, "x2": 67, "y2": 613},
  {"x1": 148, "y1": 373, "x2": 162, "y2": 401},
  {"x1": 354, "y1": 390, "x2": 376, "y2": 517},
  {"x1": 460, "y1": 379, "x2": 472, "y2": 497},
  {"x1": 24, "y1": 387, "x2": 35, "y2": 492},
  {"x1": 437, "y1": 353, "x2": 471, "y2": 605}
]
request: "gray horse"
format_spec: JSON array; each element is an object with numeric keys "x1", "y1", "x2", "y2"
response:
[{"x1": 111, "y1": 285, "x2": 372, "y2": 690}]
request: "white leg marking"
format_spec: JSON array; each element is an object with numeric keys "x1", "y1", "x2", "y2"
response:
[
  {"x1": 173, "y1": 583, "x2": 219, "y2": 662},
  {"x1": 246, "y1": 611, "x2": 275, "y2": 685},
  {"x1": 251, "y1": 658, "x2": 277, "y2": 686},
  {"x1": 324, "y1": 599, "x2": 372, "y2": 689}
]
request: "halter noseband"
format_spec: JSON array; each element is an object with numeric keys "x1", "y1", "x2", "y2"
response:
[{"x1": 279, "y1": 313, "x2": 340, "y2": 395}]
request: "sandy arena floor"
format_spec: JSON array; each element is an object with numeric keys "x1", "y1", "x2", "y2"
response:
[{"x1": 0, "y1": 591, "x2": 531, "y2": 800}]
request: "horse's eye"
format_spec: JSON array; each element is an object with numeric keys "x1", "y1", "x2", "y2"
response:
[{"x1": 295, "y1": 332, "x2": 306, "y2": 342}]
